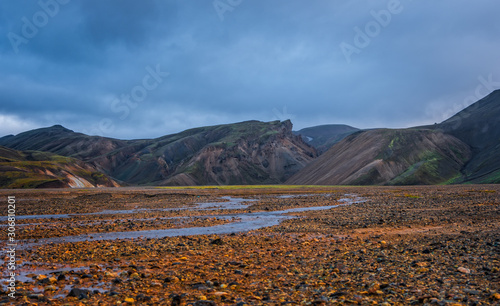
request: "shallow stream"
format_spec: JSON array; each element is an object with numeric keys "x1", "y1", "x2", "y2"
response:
[{"x1": 0, "y1": 193, "x2": 365, "y2": 293}]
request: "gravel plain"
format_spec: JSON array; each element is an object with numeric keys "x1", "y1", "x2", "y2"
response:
[{"x1": 0, "y1": 185, "x2": 499, "y2": 305}]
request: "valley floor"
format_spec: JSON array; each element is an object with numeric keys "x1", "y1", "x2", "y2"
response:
[{"x1": 0, "y1": 185, "x2": 499, "y2": 305}]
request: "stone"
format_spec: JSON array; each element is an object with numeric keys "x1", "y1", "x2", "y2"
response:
[
  {"x1": 67, "y1": 288, "x2": 92, "y2": 300},
  {"x1": 457, "y1": 267, "x2": 471, "y2": 274},
  {"x1": 124, "y1": 297, "x2": 135, "y2": 303}
]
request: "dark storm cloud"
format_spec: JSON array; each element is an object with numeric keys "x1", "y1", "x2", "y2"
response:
[{"x1": 1, "y1": 0, "x2": 499, "y2": 139}]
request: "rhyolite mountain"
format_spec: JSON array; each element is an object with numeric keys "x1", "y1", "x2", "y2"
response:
[
  {"x1": 0, "y1": 120, "x2": 317, "y2": 186},
  {"x1": 286, "y1": 129, "x2": 471, "y2": 185},
  {"x1": 2, "y1": 91, "x2": 499, "y2": 187},
  {"x1": 0, "y1": 146, "x2": 119, "y2": 188},
  {"x1": 0, "y1": 124, "x2": 131, "y2": 161},
  {"x1": 288, "y1": 89, "x2": 500, "y2": 185},
  {"x1": 293, "y1": 124, "x2": 360, "y2": 154},
  {"x1": 431, "y1": 89, "x2": 500, "y2": 183}
]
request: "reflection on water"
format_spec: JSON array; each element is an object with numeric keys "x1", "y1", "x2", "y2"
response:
[
  {"x1": 23, "y1": 194, "x2": 365, "y2": 245},
  {"x1": 0, "y1": 196, "x2": 256, "y2": 222},
  {"x1": 1, "y1": 194, "x2": 366, "y2": 246},
  {"x1": 0, "y1": 194, "x2": 366, "y2": 292}
]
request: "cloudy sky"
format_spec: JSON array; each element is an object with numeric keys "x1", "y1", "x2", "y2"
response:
[{"x1": 1, "y1": 0, "x2": 499, "y2": 139}]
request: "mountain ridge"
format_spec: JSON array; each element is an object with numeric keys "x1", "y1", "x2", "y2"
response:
[
  {"x1": 1, "y1": 90, "x2": 499, "y2": 187},
  {"x1": 0, "y1": 120, "x2": 317, "y2": 187},
  {"x1": 286, "y1": 128, "x2": 471, "y2": 185},
  {"x1": 434, "y1": 89, "x2": 500, "y2": 183},
  {"x1": 288, "y1": 90, "x2": 500, "y2": 185}
]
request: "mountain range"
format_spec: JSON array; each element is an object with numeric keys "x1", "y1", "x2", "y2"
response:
[
  {"x1": 1, "y1": 90, "x2": 499, "y2": 188},
  {"x1": 0, "y1": 120, "x2": 316, "y2": 187}
]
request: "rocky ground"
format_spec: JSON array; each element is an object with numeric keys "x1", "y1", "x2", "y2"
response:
[{"x1": 0, "y1": 185, "x2": 499, "y2": 305}]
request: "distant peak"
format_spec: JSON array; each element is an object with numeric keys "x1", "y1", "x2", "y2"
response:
[
  {"x1": 30, "y1": 125, "x2": 76, "y2": 135},
  {"x1": 47, "y1": 125, "x2": 74, "y2": 132}
]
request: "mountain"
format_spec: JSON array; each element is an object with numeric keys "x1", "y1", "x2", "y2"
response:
[
  {"x1": 0, "y1": 120, "x2": 317, "y2": 186},
  {"x1": 0, "y1": 146, "x2": 119, "y2": 188},
  {"x1": 2, "y1": 90, "x2": 498, "y2": 187},
  {"x1": 288, "y1": 90, "x2": 500, "y2": 186},
  {"x1": 0, "y1": 124, "x2": 133, "y2": 161},
  {"x1": 93, "y1": 120, "x2": 317, "y2": 185},
  {"x1": 287, "y1": 129, "x2": 471, "y2": 185},
  {"x1": 293, "y1": 124, "x2": 360, "y2": 153},
  {"x1": 432, "y1": 89, "x2": 500, "y2": 183}
]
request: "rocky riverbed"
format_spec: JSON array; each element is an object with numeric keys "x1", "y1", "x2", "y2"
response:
[{"x1": 0, "y1": 185, "x2": 499, "y2": 305}]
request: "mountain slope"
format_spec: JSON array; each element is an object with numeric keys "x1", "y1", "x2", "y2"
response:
[
  {"x1": 434, "y1": 89, "x2": 500, "y2": 183},
  {"x1": 0, "y1": 125, "x2": 134, "y2": 161},
  {"x1": 293, "y1": 124, "x2": 360, "y2": 153},
  {"x1": 0, "y1": 120, "x2": 317, "y2": 186},
  {"x1": 287, "y1": 129, "x2": 471, "y2": 185},
  {"x1": 2, "y1": 90, "x2": 497, "y2": 187},
  {"x1": 0, "y1": 146, "x2": 119, "y2": 188},
  {"x1": 95, "y1": 120, "x2": 317, "y2": 185}
]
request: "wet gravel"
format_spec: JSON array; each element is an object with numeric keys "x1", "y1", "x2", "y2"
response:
[{"x1": 0, "y1": 185, "x2": 498, "y2": 305}]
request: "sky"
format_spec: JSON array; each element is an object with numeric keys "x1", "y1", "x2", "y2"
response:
[{"x1": 1, "y1": 0, "x2": 499, "y2": 139}]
